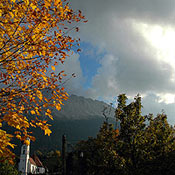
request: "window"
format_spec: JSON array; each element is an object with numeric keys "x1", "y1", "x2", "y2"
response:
[{"x1": 22, "y1": 145, "x2": 26, "y2": 154}]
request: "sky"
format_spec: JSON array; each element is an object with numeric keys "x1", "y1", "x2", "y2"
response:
[{"x1": 56, "y1": 0, "x2": 175, "y2": 124}]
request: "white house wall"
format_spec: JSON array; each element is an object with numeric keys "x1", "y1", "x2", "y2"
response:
[
  {"x1": 38, "y1": 167, "x2": 45, "y2": 174},
  {"x1": 19, "y1": 138, "x2": 45, "y2": 174},
  {"x1": 18, "y1": 145, "x2": 30, "y2": 175},
  {"x1": 28, "y1": 162, "x2": 37, "y2": 174}
]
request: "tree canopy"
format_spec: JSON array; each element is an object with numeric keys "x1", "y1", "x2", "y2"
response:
[
  {"x1": 0, "y1": 160, "x2": 19, "y2": 175},
  {"x1": 115, "y1": 94, "x2": 175, "y2": 175},
  {"x1": 0, "y1": 0, "x2": 85, "y2": 163},
  {"x1": 73, "y1": 94, "x2": 175, "y2": 175}
]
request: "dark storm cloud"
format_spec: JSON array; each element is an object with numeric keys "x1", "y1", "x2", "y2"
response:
[
  {"x1": 71, "y1": 0, "x2": 175, "y2": 24},
  {"x1": 67, "y1": 0, "x2": 175, "y2": 123}
]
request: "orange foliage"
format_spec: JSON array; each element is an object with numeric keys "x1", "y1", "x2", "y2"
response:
[{"x1": 0, "y1": 0, "x2": 85, "y2": 162}]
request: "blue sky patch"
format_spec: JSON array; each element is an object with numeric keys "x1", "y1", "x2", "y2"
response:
[{"x1": 78, "y1": 42, "x2": 105, "y2": 89}]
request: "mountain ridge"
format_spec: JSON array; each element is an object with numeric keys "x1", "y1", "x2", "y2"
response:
[
  {"x1": 14, "y1": 94, "x2": 116, "y2": 154},
  {"x1": 50, "y1": 94, "x2": 115, "y2": 120}
]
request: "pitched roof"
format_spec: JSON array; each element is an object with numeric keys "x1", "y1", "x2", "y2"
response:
[
  {"x1": 29, "y1": 157, "x2": 36, "y2": 166},
  {"x1": 32, "y1": 154, "x2": 44, "y2": 167}
]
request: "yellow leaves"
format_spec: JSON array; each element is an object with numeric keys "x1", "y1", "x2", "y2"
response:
[
  {"x1": 55, "y1": 103, "x2": 61, "y2": 111},
  {"x1": 0, "y1": 9, "x2": 2, "y2": 17},
  {"x1": 16, "y1": 135, "x2": 21, "y2": 139},
  {"x1": 8, "y1": 143, "x2": 15, "y2": 149},
  {"x1": 0, "y1": 0, "x2": 85, "y2": 163},
  {"x1": 45, "y1": 128, "x2": 52, "y2": 136},
  {"x1": 45, "y1": 109, "x2": 53, "y2": 120},
  {"x1": 45, "y1": 1, "x2": 51, "y2": 9},
  {"x1": 51, "y1": 65, "x2": 55, "y2": 71},
  {"x1": 55, "y1": 150, "x2": 61, "y2": 157},
  {"x1": 0, "y1": 129, "x2": 15, "y2": 163},
  {"x1": 20, "y1": 81, "x2": 24, "y2": 87},
  {"x1": 24, "y1": 139, "x2": 30, "y2": 145},
  {"x1": 42, "y1": 75, "x2": 47, "y2": 81},
  {"x1": 34, "y1": 107, "x2": 40, "y2": 115},
  {"x1": 47, "y1": 109, "x2": 51, "y2": 114},
  {"x1": 30, "y1": 122, "x2": 36, "y2": 128},
  {"x1": 25, "y1": 0, "x2": 29, "y2": 6},
  {"x1": 35, "y1": 119, "x2": 52, "y2": 136},
  {"x1": 36, "y1": 90, "x2": 43, "y2": 101},
  {"x1": 16, "y1": 125, "x2": 21, "y2": 130},
  {"x1": 20, "y1": 105, "x2": 25, "y2": 111},
  {"x1": 31, "y1": 110, "x2": 36, "y2": 115},
  {"x1": 43, "y1": 103, "x2": 48, "y2": 108},
  {"x1": 44, "y1": 97, "x2": 48, "y2": 102},
  {"x1": 9, "y1": 12, "x2": 14, "y2": 18},
  {"x1": 30, "y1": 3, "x2": 37, "y2": 10},
  {"x1": 54, "y1": 0, "x2": 61, "y2": 6},
  {"x1": 58, "y1": 6, "x2": 63, "y2": 13}
]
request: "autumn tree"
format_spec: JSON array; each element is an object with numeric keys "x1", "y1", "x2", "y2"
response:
[
  {"x1": 140, "y1": 113, "x2": 175, "y2": 175},
  {"x1": 73, "y1": 105, "x2": 122, "y2": 175},
  {"x1": 0, "y1": 0, "x2": 86, "y2": 162},
  {"x1": 144, "y1": 113, "x2": 175, "y2": 159},
  {"x1": 115, "y1": 94, "x2": 146, "y2": 174},
  {"x1": 115, "y1": 94, "x2": 175, "y2": 175},
  {"x1": 71, "y1": 94, "x2": 175, "y2": 175},
  {"x1": 0, "y1": 160, "x2": 19, "y2": 175},
  {"x1": 74, "y1": 122, "x2": 122, "y2": 175}
]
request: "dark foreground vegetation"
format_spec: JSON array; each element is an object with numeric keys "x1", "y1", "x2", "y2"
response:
[
  {"x1": 66, "y1": 94, "x2": 175, "y2": 175},
  {"x1": 1, "y1": 94, "x2": 175, "y2": 175}
]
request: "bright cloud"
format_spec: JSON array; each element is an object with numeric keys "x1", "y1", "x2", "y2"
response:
[
  {"x1": 55, "y1": 52, "x2": 85, "y2": 96},
  {"x1": 134, "y1": 22, "x2": 175, "y2": 68},
  {"x1": 66, "y1": 0, "x2": 175, "y2": 123},
  {"x1": 132, "y1": 22, "x2": 175, "y2": 103},
  {"x1": 157, "y1": 93, "x2": 175, "y2": 104}
]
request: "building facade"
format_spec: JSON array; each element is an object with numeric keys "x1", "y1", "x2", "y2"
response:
[{"x1": 18, "y1": 139, "x2": 45, "y2": 175}]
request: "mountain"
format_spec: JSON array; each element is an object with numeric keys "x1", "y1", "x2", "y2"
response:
[
  {"x1": 51, "y1": 94, "x2": 115, "y2": 120},
  {"x1": 14, "y1": 94, "x2": 116, "y2": 155}
]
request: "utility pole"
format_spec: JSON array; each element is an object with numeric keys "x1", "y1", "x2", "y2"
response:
[{"x1": 62, "y1": 134, "x2": 67, "y2": 175}]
